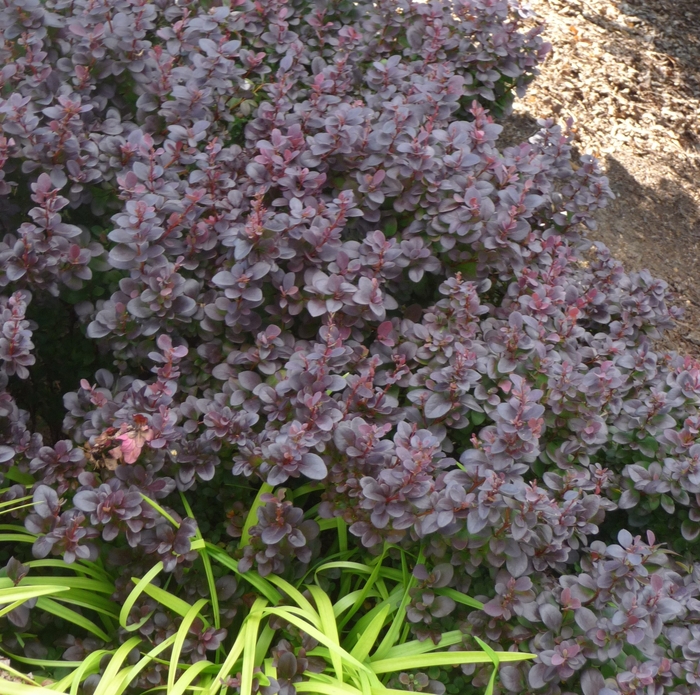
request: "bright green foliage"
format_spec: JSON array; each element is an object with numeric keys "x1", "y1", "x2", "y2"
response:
[{"x1": 0, "y1": 494, "x2": 533, "y2": 694}]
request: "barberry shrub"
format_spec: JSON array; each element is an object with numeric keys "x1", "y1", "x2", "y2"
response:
[{"x1": 0, "y1": 1, "x2": 697, "y2": 695}]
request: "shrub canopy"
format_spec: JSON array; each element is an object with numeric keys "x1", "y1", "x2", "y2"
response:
[{"x1": 0, "y1": 1, "x2": 699, "y2": 695}]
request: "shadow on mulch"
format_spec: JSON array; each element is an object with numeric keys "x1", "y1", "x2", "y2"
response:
[
  {"x1": 615, "y1": 0, "x2": 700, "y2": 102},
  {"x1": 594, "y1": 155, "x2": 700, "y2": 355},
  {"x1": 497, "y1": 113, "x2": 700, "y2": 355},
  {"x1": 497, "y1": 112, "x2": 541, "y2": 149}
]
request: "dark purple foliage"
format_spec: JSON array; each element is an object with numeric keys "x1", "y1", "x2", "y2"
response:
[
  {"x1": 0, "y1": 0, "x2": 698, "y2": 694},
  {"x1": 239, "y1": 490, "x2": 320, "y2": 576}
]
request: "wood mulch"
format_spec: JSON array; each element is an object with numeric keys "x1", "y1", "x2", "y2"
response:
[{"x1": 500, "y1": 0, "x2": 700, "y2": 354}]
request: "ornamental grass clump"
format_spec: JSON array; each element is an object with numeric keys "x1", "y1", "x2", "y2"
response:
[{"x1": 0, "y1": 1, "x2": 698, "y2": 694}]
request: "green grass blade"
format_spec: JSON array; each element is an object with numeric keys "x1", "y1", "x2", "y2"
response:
[
  {"x1": 180, "y1": 492, "x2": 220, "y2": 630},
  {"x1": 254, "y1": 624, "x2": 276, "y2": 668},
  {"x1": 0, "y1": 659, "x2": 39, "y2": 686},
  {"x1": 358, "y1": 668, "x2": 373, "y2": 695},
  {"x1": 436, "y1": 588, "x2": 483, "y2": 610},
  {"x1": 473, "y1": 636, "x2": 500, "y2": 667},
  {"x1": 102, "y1": 671, "x2": 132, "y2": 695},
  {"x1": 474, "y1": 636, "x2": 500, "y2": 695},
  {"x1": 240, "y1": 483, "x2": 273, "y2": 547},
  {"x1": 333, "y1": 590, "x2": 378, "y2": 618},
  {"x1": 213, "y1": 621, "x2": 248, "y2": 695},
  {"x1": 337, "y1": 519, "x2": 348, "y2": 554},
  {"x1": 93, "y1": 637, "x2": 142, "y2": 695},
  {"x1": 141, "y1": 579, "x2": 198, "y2": 620},
  {"x1": 120, "y1": 562, "x2": 163, "y2": 630},
  {"x1": 35, "y1": 597, "x2": 111, "y2": 641},
  {"x1": 374, "y1": 579, "x2": 389, "y2": 602},
  {"x1": 207, "y1": 598, "x2": 267, "y2": 695},
  {"x1": 205, "y1": 544, "x2": 281, "y2": 604},
  {"x1": 107, "y1": 635, "x2": 178, "y2": 695},
  {"x1": 25, "y1": 559, "x2": 112, "y2": 581},
  {"x1": 371, "y1": 589, "x2": 411, "y2": 661},
  {"x1": 369, "y1": 650, "x2": 536, "y2": 674},
  {"x1": 337, "y1": 548, "x2": 386, "y2": 631},
  {"x1": 201, "y1": 546, "x2": 219, "y2": 629},
  {"x1": 210, "y1": 597, "x2": 268, "y2": 695},
  {"x1": 314, "y1": 561, "x2": 373, "y2": 576},
  {"x1": 306, "y1": 585, "x2": 343, "y2": 680},
  {"x1": 240, "y1": 603, "x2": 265, "y2": 695},
  {"x1": 337, "y1": 519, "x2": 353, "y2": 597},
  {"x1": 372, "y1": 550, "x2": 418, "y2": 661},
  {"x1": 295, "y1": 679, "x2": 362, "y2": 695},
  {"x1": 316, "y1": 519, "x2": 338, "y2": 531},
  {"x1": 0, "y1": 584, "x2": 69, "y2": 606},
  {"x1": 265, "y1": 575, "x2": 319, "y2": 625},
  {"x1": 0, "y1": 599, "x2": 30, "y2": 619},
  {"x1": 349, "y1": 604, "x2": 389, "y2": 663},
  {"x1": 0, "y1": 495, "x2": 33, "y2": 511},
  {"x1": 0, "y1": 681, "x2": 53, "y2": 694},
  {"x1": 349, "y1": 591, "x2": 401, "y2": 647},
  {"x1": 140, "y1": 494, "x2": 180, "y2": 527},
  {"x1": 400, "y1": 552, "x2": 409, "y2": 591},
  {"x1": 314, "y1": 562, "x2": 403, "y2": 583},
  {"x1": 169, "y1": 598, "x2": 209, "y2": 692},
  {"x1": 376, "y1": 630, "x2": 464, "y2": 661},
  {"x1": 48, "y1": 588, "x2": 119, "y2": 619},
  {"x1": 0, "y1": 533, "x2": 37, "y2": 545},
  {"x1": 484, "y1": 665, "x2": 498, "y2": 695},
  {"x1": 1, "y1": 467, "x2": 34, "y2": 486},
  {"x1": 0, "y1": 502, "x2": 34, "y2": 516},
  {"x1": 0, "y1": 652, "x2": 82, "y2": 669},
  {"x1": 9, "y1": 576, "x2": 116, "y2": 594},
  {"x1": 68, "y1": 649, "x2": 112, "y2": 695},
  {"x1": 286, "y1": 483, "x2": 316, "y2": 503},
  {"x1": 171, "y1": 659, "x2": 213, "y2": 695},
  {"x1": 263, "y1": 607, "x2": 370, "y2": 675},
  {"x1": 0, "y1": 523, "x2": 33, "y2": 530}
]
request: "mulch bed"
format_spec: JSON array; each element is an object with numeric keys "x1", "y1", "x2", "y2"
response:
[{"x1": 502, "y1": 0, "x2": 700, "y2": 354}]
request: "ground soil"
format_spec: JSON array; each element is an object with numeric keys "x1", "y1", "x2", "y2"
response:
[{"x1": 500, "y1": 0, "x2": 700, "y2": 354}]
